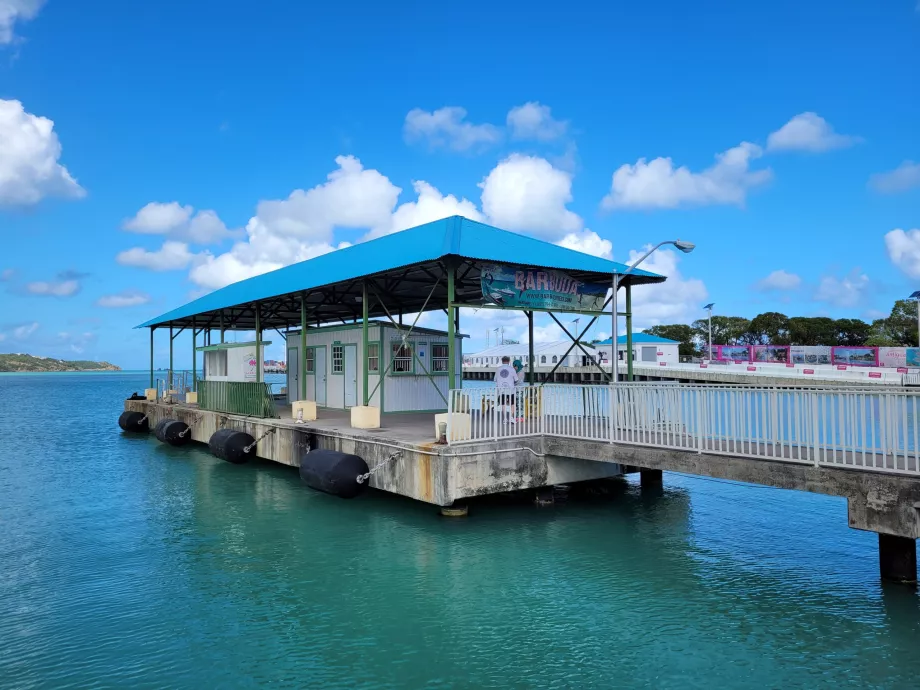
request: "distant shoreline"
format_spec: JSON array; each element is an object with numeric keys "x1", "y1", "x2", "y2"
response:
[{"x1": 0, "y1": 353, "x2": 121, "y2": 373}]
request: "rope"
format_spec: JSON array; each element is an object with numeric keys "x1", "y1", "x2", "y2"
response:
[
  {"x1": 357, "y1": 451, "x2": 400, "y2": 484},
  {"x1": 137, "y1": 415, "x2": 149, "y2": 425},
  {"x1": 178, "y1": 413, "x2": 204, "y2": 438},
  {"x1": 244, "y1": 427, "x2": 276, "y2": 453}
]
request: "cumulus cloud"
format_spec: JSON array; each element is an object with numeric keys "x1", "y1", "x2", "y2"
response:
[
  {"x1": 556, "y1": 230, "x2": 612, "y2": 259},
  {"x1": 480, "y1": 154, "x2": 582, "y2": 237},
  {"x1": 869, "y1": 161, "x2": 920, "y2": 194},
  {"x1": 96, "y1": 290, "x2": 151, "y2": 308},
  {"x1": 814, "y1": 269, "x2": 870, "y2": 308},
  {"x1": 0, "y1": 0, "x2": 43, "y2": 45},
  {"x1": 0, "y1": 98, "x2": 85, "y2": 206},
  {"x1": 618, "y1": 246, "x2": 708, "y2": 328},
  {"x1": 885, "y1": 228, "x2": 920, "y2": 278},
  {"x1": 766, "y1": 112, "x2": 859, "y2": 153},
  {"x1": 404, "y1": 106, "x2": 501, "y2": 152},
  {"x1": 507, "y1": 102, "x2": 567, "y2": 141},
  {"x1": 122, "y1": 202, "x2": 235, "y2": 244},
  {"x1": 601, "y1": 142, "x2": 771, "y2": 210},
  {"x1": 755, "y1": 269, "x2": 802, "y2": 291},
  {"x1": 366, "y1": 181, "x2": 482, "y2": 240},
  {"x1": 116, "y1": 241, "x2": 197, "y2": 271},
  {"x1": 26, "y1": 270, "x2": 84, "y2": 297},
  {"x1": 56, "y1": 331, "x2": 97, "y2": 354}
]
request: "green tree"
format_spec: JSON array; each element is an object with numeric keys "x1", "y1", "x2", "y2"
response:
[
  {"x1": 787, "y1": 316, "x2": 837, "y2": 345},
  {"x1": 882, "y1": 300, "x2": 919, "y2": 346},
  {"x1": 644, "y1": 324, "x2": 698, "y2": 358},
  {"x1": 748, "y1": 312, "x2": 791, "y2": 345},
  {"x1": 691, "y1": 316, "x2": 751, "y2": 347},
  {"x1": 834, "y1": 318, "x2": 871, "y2": 346},
  {"x1": 865, "y1": 318, "x2": 900, "y2": 347}
]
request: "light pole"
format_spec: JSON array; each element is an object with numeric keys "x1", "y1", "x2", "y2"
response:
[
  {"x1": 611, "y1": 240, "x2": 695, "y2": 383},
  {"x1": 909, "y1": 291, "x2": 920, "y2": 347},
  {"x1": 703, "y1": 302, "x2": 715, "y2": 361}
]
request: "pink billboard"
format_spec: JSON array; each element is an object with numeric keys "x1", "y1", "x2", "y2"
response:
[
  {"x1": 831, "y1": 346, "x2": 878, "y2": 367},
  {"x1": 717, "y1": 345, "x2": 751, "y2": 362},
  {"x1": 753, "y1": 345, "x2": 790, "y2": 363}
]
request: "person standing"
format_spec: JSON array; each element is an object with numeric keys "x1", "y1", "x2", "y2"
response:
[{"x1": 494, "y1": 355, "x2": 517, "y2": 424}]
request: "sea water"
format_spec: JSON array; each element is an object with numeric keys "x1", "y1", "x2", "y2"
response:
[{"x1": 1, "y1": 372, "x2": 918, "y2": 688}]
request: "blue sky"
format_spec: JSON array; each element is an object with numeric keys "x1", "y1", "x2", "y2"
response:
[{"x1": 1, "y1": 0, "x2": 918, "y2": 368}]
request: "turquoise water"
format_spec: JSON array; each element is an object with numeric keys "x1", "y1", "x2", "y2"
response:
[{"x1": 1, "y1": 372, "x2": 919, "y2": 688}]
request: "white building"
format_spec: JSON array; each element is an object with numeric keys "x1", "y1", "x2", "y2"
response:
[
  {"x1": 198, "y1": 340, "x2": 270, "y2": 382},
  {"x1": 463, "y1": 341, "x2": 600, "y2": 369},
  {"x1": 285, "y1": 322, "x2": 463, "y2": 412},
  {"x1": 594, "y1": 334, "x2": 680, "y2": 366}
]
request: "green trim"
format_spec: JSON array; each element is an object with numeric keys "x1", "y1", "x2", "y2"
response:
[
  {"x1": 362, "y1": 281, "x2": 369, "y2": 406},
  {"x1": 255, "y1": 304, "x2": 262, "y2": 384},
  {"x1": 378, "y1": 332, "x2": 385, "y2": 413},
  {"x1": 447, "y1": 262, "x2": 456, "y2": 387},
  {"x1": 196, "y1": 340, "x2": 273, "y2": 352},
  {"x1": 300, "y1": 295, "x2": 307, "y2": 400},
  {"x1": 149, "y1": 327, "x2": 154, "y2": 388}
]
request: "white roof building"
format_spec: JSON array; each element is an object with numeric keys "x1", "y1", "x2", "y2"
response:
[{"x1": 463, "y1": 341, "x2": 599, "y2": 368}]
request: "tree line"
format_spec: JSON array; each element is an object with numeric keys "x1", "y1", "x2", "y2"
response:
[{"x1": 643, "y1": 300, "x2": 920, "y2": 358}]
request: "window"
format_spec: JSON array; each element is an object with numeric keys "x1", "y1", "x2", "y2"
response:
[
  {"x1": 332, "y1": 344, "x2": 344, "y2": 373},
  {"x1": 391, "y1": 341, "x2": 413, "y2": 374},
  {"x1": 306, "y1": 348, "x2": 314, "y2": 373},
  {"x1": 551, "y1": 355, "x2": 558, "y2": 364},
  {"x1": 541, "y1": 355, "x2": 546, "y2": 364},
  {"x1": 367, "y1": 343, "x2": 379, "y2": 373},
  {"x1": 432, "y1": 343, "x2": 449, "y2": 373}
]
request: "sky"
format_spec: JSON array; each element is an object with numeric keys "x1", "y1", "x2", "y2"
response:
[{"x1": 0, "y1": 0, "x2": 918, "y2": 369}]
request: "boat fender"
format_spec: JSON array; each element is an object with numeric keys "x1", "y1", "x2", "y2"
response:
[
  {"x1": 118, "y1": 410, "x2": 149, "y2": 433},
  {"x1": 126, "y1": 392, "x2": 146, "y2": 401},
  {"x1": 299, "y1": 449, "x2": 369, "y2": 499},
  {"x1": 154, "y1": 419, "x2": 191, "y2": 446},
  {"x1": 208, "y1": 428, "x2": 256, "y2": 464}
]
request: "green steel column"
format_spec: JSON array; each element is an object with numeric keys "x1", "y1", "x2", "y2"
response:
[
  {"x1": 626, "y1": 283, "x2": 634, "y2": 382},
  {"x1": 191, "y1": 318, "x2": 197, "y2": 391},
  {"x1": 527, "y1": 311, "x2": 535, "y2": 384},
  {"x1": 169, "y1": 326, "x2": 174, "y2": 375},
  {"x1": 447, "y1": 262, "x2": 456, "y2": 389},
  {"x1": 220, "y1": 309, "x2": 225, "y2": 343},
  {"x1": 254, "y1": 304, "x2": 262, "y2": 384},
  {"x1": 149, "y1": 327, "x2": 154, "y2": 387},
  {"x1": 362, "y1": 281, "x2": 369, "y2": 405},
  {"x1": 300, "y1": 295, "x2": 307, "y2": 401}
]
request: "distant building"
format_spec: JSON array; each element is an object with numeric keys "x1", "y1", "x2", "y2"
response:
[
  {"x1": 594, "y1": 334, "x2": 680, "y2": 366},
  {"x1": 464, "y1": 341, "x2": 600, "y2": 368}
]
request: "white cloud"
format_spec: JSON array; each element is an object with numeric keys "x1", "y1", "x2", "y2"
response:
[
  {"x1": 13, "y1": 321, "x2": 38, "y2": 339},
  {"x1": 766, "y1": 112, "x2": 859, "y2": 153},
  {"x1": 404, "y1": 107, "x2": 501, "y2": 152},
  {"x1": 755, "y1": 269, "x2": 802, "y2": 291},
  {"x1": 57, "y1": 331, "x2": 97, "y2": 354},
  {"x1": 869, "y1": 161, "x2": 920, "y2": 194},
  {"x1": 814, "y1": 269, "x2": 870, "y2": 308},
  {"x1": 618, "y1": 246, "x2": 708, "y2": 328},
  {"x1": 885, "y1": 228, "x2": 920, "y2": 278},
  {"x1": 96, "y1": 290, "x2": 151, "y2": 308},
  {"x1": 0, "y1": 98, "x2": 85, "y2": 206},
  {"x1": 507, "y1": 102, "x2": 567, "y2": 141},
  {"x1": 26, "y1": 271, "x2": 83, "y2": 297},
  {"x1": 117, "y1": 241, "x2": 197, "y2": 271},
  {"x1": 480, "y1": 154, "x2": 582, "y2": 237},
  {"x1": 0, "y1": 0, "x2": 43, "y2": 45},
  {"x1": 601, "y1": 142, "x2": 771, "y2": 210},
  {"x1": 556, "y1": 230, "x2": 612, "y2": 259},
  {"x1": 366, "y1": 180, "x2": 482, "y2": 240},
  {"x1": 122, "y1": 202, "x2": 234, "y2": 244}
]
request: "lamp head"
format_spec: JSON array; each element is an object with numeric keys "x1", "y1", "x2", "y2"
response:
[
  {"x1": 673, "y1": 240, "x2": 695, "y2": 253},
  {"x1": 909, "y1": 291, "x2": 920, "y2": 300},
  {"x1": 703, "y1": 303, "x2": 714, "y2": 310}
]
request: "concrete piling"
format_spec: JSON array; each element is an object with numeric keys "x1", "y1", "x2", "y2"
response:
[{"x1": 879, "y1": 534, "x2": 918, "y2": 584}]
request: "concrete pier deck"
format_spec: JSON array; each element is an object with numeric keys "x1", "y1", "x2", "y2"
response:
[{"x1": 124, "y1": 399, "x2": 624, "y2": 506}]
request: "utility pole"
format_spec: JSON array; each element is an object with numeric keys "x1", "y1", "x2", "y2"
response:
[{"x1": 703, "y1": 303, "x2": 715, "y2": 360}]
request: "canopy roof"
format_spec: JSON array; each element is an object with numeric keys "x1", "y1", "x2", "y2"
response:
[
  {"x1": 138, "y1": 216, "x2": 665, "y2": 330},
  {"x1": 597, "y1": 333, "x2": 680, "y2": 345}
]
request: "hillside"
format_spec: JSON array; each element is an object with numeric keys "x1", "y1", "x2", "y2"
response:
[{"x1": 0, "y1": 354, "x2": 121, "y2": 373}]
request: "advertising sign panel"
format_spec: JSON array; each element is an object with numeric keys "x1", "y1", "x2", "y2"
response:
[
  {"x1": 480, "y1": 263, "x2": 607, "y2": 311},
  {"x1": 718, "y1": 345, "x2": 751, "y2": 362},
  {"x1": 753, "y1": 345, "x2": 789, "y2": 363},
  {"x1": 831, "y1": 346, "x2": 878, "y2": 367}
]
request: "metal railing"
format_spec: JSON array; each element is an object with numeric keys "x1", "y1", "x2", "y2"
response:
[
  {"x1": 447, "y1": 383, "x2": 920, "y2": 475},
  {"x1": 197, "y1": 380, "x2": 278, "y2": 418}
]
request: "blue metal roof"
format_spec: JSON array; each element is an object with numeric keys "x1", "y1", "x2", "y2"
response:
[
  {"x1": 597, "y1": 333, "x2": 681, "y2": 345},
  {"x1": 138, "y1": 216, "x2": 664, "y2": 329}
]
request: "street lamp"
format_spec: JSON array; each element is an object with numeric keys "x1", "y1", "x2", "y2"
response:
[
  {"x1": 611, "y1": 240, "x2": 695, "y2": 383},
  {"x1": 909, "y1": 291, "x2": 920, "y2": 347},
  {"x1": 703, "y1": 303, "x2": 715, "y2": 361}
]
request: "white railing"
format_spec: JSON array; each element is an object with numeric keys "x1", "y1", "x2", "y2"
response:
[{"x1": 446, "y1": 383, "x2": 920, "y2": 475}]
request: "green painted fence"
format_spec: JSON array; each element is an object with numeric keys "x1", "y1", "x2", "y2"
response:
[{"x1": 197, "y1": 380, "x2": 277, "y2": 418}]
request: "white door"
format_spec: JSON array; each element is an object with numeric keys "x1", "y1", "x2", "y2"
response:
[
  {"x1": 287, "y1": 347, "x2": 299, "y2": 402},
  {"x1": 315, "y1": 348, "x2": 327, "y2": 406},
  {"x1": 344, "y1": 345, "x2": 357, "y2": 407}
]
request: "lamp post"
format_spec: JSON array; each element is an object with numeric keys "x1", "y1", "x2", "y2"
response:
[
  {"x1": 611, "y1": 240, "x2": 695, "y2": 383},
  {"x1": 909, "y1": 291, "x2": 920, "y2": 347},
  {"x1": 703, "y1": 302, "x2": 715, "y2": 361}
]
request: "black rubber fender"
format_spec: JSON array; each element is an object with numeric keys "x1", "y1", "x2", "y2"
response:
[
  {"x1": 154, "y1": 419, "x2": 191, "y2": 446},
  {"x1": 209, "y1": 428, "x2": 256, "y2": 464},
  {"x1": 118, "y1": 410, "x2": 149, "y2": 433},
  {"x1": 299, "y1": 449, "x2": 369, "y2": 499}
]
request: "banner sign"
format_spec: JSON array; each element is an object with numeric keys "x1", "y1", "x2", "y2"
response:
[
  {"x1": 791, "y1": 346, "x2": 806, "y2": 364},
  {"x1": 719, "y1": 345, "x2": 751, "y2": 362},
  {"x1": 868, "y1": 371, "x2": 882, "y2": 379},
  {"x1": 754, "y1": 345, "x2": 789, "y2": 363},
  {"x1": 832, "y1": 346, "x2": 878, "y2": 367},
  {"x1": 907, "y1": 348, "x2": 920, "y2": 367},
  {"x1": 480, "y1": 263, "x2": 607, "y2": 311}
]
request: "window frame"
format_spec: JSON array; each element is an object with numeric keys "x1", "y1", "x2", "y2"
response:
[
  {"x1": 390, "y1": 340, "x2": 414, "y2": 376},
  {"x1": 331, "y1": 344, "x2": 344, "y2": 375},
  {"x1": 367, "y1": 342, "x2": 380, "y2": 373},
  {"x1": 431, "y1": 342, "x2": 449, "y2": 375}
]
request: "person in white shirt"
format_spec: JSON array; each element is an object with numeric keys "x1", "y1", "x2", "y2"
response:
[{"x1": 493, "y1": 356, "x2": 518, "y2": 424}]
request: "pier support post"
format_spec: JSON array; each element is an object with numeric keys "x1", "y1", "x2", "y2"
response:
[
  {"x1": 625, "y1": 284, "x2": 633, "y2": 382},
  {"x1": 640, "y1": 469, "x2": 663, "y2": 487},
  {"x1": 879, "y1": 534, "x2": 917, "y2": 584},
  {"x1": 191, "y1": 318, "x2": 196, "y2": 392},
  {"x1": 362, "y1": 281, "x2": 369, "y2": 405},
  {"x1": 169, "y1": 326, "x2": 173, "y2": 375},
  {"x1": 447, "y1": 261, "x2": 456, "y2": 390},
  {"x1": 301, "y1": 295, "x2": 307, "y2": 402},
  {"x1": 255, "y1": 303, "x2": 262, "y2": 384},
  {"x1": 149, "y1": 327, "x2": 154, "y2": 387},
  {"x1": 527, "y1": 311, "x2": 535, "y2": 384}
]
